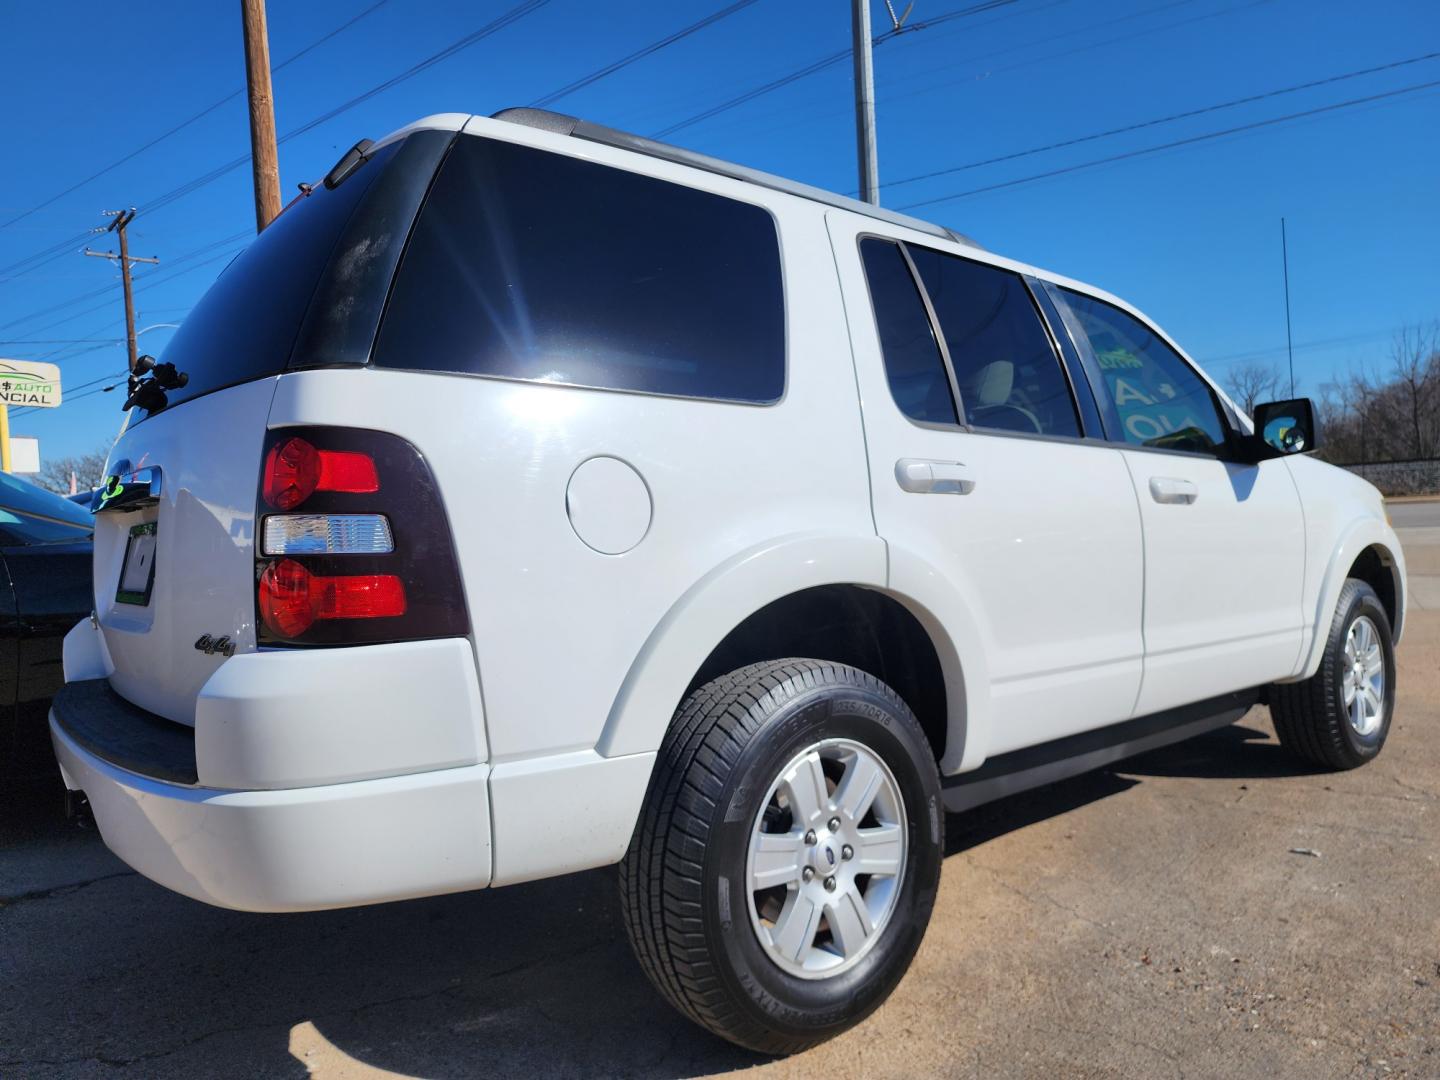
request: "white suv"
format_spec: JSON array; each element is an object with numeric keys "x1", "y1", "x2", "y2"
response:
[{"x1": 52, "y1": 108, "x2": 1406, "y2": 1054}]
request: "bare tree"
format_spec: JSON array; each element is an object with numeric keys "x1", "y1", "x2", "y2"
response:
[
  {"x1": 1388, "y1": 322, "x2": 1440, "y2": 460},
  {"x1": 33, "y1": 446, "x2": 110, "y2": 496},
  {"x1": 1222, "y1": 361, "x2": 1287, "y2": 417}
]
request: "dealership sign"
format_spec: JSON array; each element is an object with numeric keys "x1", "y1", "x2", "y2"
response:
[{"x1": 0, "y1": 359, "x2": 61, "y2": 408}]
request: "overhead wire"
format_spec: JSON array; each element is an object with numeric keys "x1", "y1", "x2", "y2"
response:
[
  {"x1": 650, "y1": 0, "x2": 1025, "y2": 139},
  {"x1": 0, "y1": 0, "x2": 394, "y2": 233},
  {"x1": 882, "y1": 51, "x2": 1440, "y2": 191},
  {"x1": 532, "y1": 0, "x2": 764, "y2": 108},
  {"x1": 898, "y1": 77, "x2": 1440, "y2": 210}
]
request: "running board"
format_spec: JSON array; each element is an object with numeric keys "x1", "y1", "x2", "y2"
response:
[{"x1": 941, "y1": 688, "x2": 1261, "y2": 814}]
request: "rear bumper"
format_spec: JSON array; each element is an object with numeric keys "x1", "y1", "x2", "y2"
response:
[
  {"x1": 52, "y1": 624, "x2": 657, "y2": 910},
  {"x1": 51, "y1": 716, "x2": 492, "y2": 912}
]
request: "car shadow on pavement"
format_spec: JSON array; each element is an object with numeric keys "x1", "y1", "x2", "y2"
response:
[{"x1": 2, "y1": 712, "x2": 1320, "y2": 1079}]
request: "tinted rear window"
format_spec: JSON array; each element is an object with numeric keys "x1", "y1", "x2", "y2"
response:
[
  {"x1": 908, "y1": 247, "x2": 1080, "y2": 439},
  {"x1": 372, "y1": 134, "x2": 785, "y2": 403},
  {"x1": 859, "y1": 238, "x2": 956, "y2": 425},
  {"x1": 144, "y1": 140, "x2": 401, "y2": 415}
]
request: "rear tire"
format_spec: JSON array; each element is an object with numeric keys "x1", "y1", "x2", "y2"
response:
[
  {"x1": 1271, "y1": 579, "x2": 1396, "y2": 770},
  {"x1": 619, "y1": 659, "x2": 943, "y2": 1054}
]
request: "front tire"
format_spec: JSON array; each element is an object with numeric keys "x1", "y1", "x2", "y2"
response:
[
  {"x1": 1271, "y1": 578, "x2": 1396, "y2": 770},
  {"x1": 619, "y1": 660, "x2": 943, "y2": 1054}
]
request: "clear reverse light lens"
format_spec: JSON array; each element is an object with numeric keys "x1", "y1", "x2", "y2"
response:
[{"x1": 262, "y1": 514, "x2": 395, "y2": 556}]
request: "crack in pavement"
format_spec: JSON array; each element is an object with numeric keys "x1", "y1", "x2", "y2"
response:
[
  {"x1": 0, "y1": 870, "x2": 136, "y2": 911},
  {"x1": 963, "y1": 858, "x2": 1121, "y2": 941}
]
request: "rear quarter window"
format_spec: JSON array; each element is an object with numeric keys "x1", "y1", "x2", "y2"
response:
[{"x1": 372, "y1": 134, "x2": 786, "y2": 404}]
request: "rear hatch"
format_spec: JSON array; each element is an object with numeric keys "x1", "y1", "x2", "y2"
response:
[{"x1": 92, "y1": 126, "x2": 455, "y2": 725}]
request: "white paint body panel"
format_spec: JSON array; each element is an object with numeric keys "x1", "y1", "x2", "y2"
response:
[
  {"x1": 488, "y1": 750, "x2": 656, "y2": 886},
  {"x1": 1121, "y1": 451, "x2": 1307, "y2": 716},
  {"x1": 51, "y1": 718, "x2": 492, "y2": 912},
  {"x1": 827, "y1": 210, "x2": 1145, "y2": 760},
  {"x1": 195, "y1": 638, "x2": 487, "y2": 789},
  {"x1": 52, "y1": 110, "x2": 1406, "y2": 913},
  {"x1": 95, "y1": 377, "x2": 278, "y2": 725}
]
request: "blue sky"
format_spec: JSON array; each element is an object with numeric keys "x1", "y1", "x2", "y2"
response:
[{"x1": 2, "y1": 0, "x2": 1437, "y2": 462}]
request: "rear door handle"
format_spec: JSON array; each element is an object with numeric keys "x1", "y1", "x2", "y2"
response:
[
  {"x1": 895, "y1": 458, "x2": 976, "y2": 495},
  {"x1": 1148, "y1": 476, "x2": 1199, "y2": 505}
]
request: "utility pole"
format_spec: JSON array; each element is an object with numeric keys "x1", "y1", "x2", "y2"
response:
[
  {"x1": 1280, "y1": 217, "x2": 1296, "y2": 398},
  {"x1": 85, "y1": 210, "x2": 160, "y2": 378},
  {"x1": 851, "y1": 0, "x2": 880, "y2": 205},
  {"x1": 241, "y1": 0, "x2": 282, "y2": 231}
]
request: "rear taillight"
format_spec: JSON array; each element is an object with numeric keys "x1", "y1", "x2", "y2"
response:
[{"x1": 255, "y1": 427, "x2": 466, "y2": 646}]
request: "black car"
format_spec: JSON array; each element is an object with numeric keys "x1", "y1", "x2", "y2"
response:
[{"x1": 1, "y1": 472, "x2": 93, "y2": 775}]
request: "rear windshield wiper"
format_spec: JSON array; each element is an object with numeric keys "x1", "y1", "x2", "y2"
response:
[{"x1": 324, "y1": 139, "x2": 375, "y2": 189}]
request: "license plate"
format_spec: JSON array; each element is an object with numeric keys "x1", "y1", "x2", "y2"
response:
[{"x1": 116, "y1": 522, "x2": 158, "y2": 606}]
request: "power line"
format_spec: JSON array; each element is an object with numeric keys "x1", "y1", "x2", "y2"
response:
[
  {"x1": 871, "y1": 0, "x2": 1267, "y2": 122},
  {"x1": 10, "y1": 370, "x2": 130, "y2": 419},
  {"x1": 4, "y1": 229, "x2": 248, "y2": 335},
  {"x1": 0, "y1": 1, "x2": 549, "y2": 284},
  {"x1": 0, "y1": 230, "x2": 95, "y2": 280},
  {"x1": 0, "y1": 0, "x2": 393, "y2": 233},
  {"x1": 22, "y1": 240, "x2": 247, "y2": 348},
  {"x1": 533, "y1": 0, "x2": 763, "y2": 108},
  {"x1": 881, "y1": 51, "x2": 1440, "y2": 190},
  {"x1": 898, "y1": 76, "x2": 1440, "y2": 210},
  {"x1": 141, "y1": 0, "x2": 554, "y2": 216},
  {"x1": 651, "y1": 0, "x2": 1024, "y2": 139},
  {"x1": 1203, "y1": 329, "x2": 1399, "y2": 368}
]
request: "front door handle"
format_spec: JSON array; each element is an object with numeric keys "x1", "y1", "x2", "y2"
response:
[
  {"x1": 896, "y1": 458, "x2": 976, "y2": 495},
  {"x1": 1149, "y1": 476, "x2": 1199, "y2": 505}
]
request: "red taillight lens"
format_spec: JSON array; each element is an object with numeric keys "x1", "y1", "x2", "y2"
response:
[
  {"x1": 264, "y1": 437, "x2": 320, "y2": 510},
  {"x1": 317, "y1": 450, "x2": 379, "y2": 494},
  {"x1": 258, "y1": 558, "x2": 406, "y2": 638},
  {"x1": 258, "y1": 558, "x2": 316, "y2": 636},
  {"x1": 263, "y1": 436, "x2": 378, "y2": 510}
]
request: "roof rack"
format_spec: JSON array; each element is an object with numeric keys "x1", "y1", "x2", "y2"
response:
[{"x1": 490, "y1": 108, "x2": 980, "y2": 250}]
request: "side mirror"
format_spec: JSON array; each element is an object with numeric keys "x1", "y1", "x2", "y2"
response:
[{"x1": 1251, "y1": 397, "x2": 1318, "y2": 458}]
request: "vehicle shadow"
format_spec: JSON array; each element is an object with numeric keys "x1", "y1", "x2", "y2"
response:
[{"x1": 3, "y1": 713, "x2": 1320, "y2": 1078}]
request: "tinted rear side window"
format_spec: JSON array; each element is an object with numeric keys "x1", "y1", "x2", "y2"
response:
[
  {"x1": 373, "y1": 135, "x2": 785, "y2": 403},
  {"x1": 908, "y1": 247, "x2": 1080, "y2": 439},
  {"x1": 859, "y1": 238, "x2": 956, "y2": 425}
]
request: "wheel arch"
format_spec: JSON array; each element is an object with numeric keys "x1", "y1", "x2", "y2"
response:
[
  {"x1": 1294, "y1": 518, "x2": 1407, "y2": 680},
  {"x1": 597, "y1": 534, "x2": 986, "y2": 776}
]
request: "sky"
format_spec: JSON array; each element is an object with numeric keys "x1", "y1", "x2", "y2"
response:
[{"x1": 1, "y1": 0, "x2": 1437, "y2": 463}]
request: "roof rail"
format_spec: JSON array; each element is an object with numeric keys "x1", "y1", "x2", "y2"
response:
[{"x1": 490, "y1": 107, "x2": 980, "y2": 250}]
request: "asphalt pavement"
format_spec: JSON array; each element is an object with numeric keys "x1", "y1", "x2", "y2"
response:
[{"x1": 3, "y1": 515, "x2": 1437, "y2": 1079}]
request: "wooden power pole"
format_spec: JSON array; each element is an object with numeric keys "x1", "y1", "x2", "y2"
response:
[
  {"x1": 85, "y1": 210, "x2": 160, "y2": 377},
  {"x1": 241, "y1": 0, "x2": 282, "y2": 231}
]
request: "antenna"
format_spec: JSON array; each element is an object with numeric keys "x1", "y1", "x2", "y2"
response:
[{"x1": 1281, "y1": 217, "x2": 1295, "y2": 397}]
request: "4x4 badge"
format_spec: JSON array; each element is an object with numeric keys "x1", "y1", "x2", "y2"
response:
[{"x1": 194, "y1": 634, "x2": 236, "y2": 657}]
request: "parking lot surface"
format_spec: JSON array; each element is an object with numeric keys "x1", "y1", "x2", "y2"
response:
[{"x1": 3, "y1": 521, "x2": 1437, "y2": 1079}]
